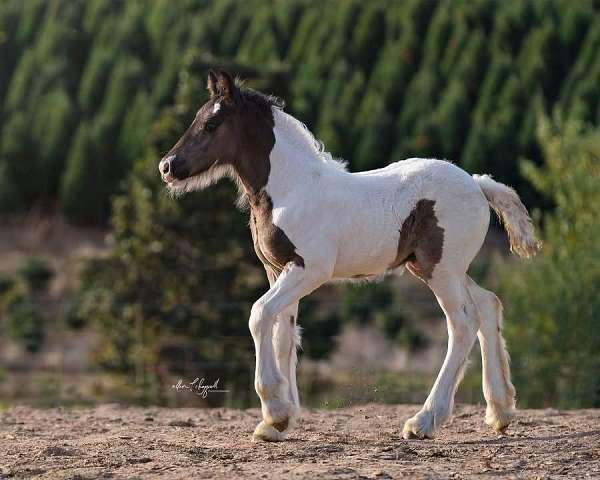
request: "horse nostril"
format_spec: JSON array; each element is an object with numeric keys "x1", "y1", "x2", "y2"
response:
[{"x1": 161, "y1": 160, "x2": 170, "y2": 175}]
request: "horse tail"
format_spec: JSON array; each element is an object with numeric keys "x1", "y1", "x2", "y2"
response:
[{"x1": 473, "y1": 174, "x2": 542, "y2": 258}]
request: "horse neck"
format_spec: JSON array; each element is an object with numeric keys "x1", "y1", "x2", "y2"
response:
[{"x1": 267, "y1": 110, "x2": 337, "y2": 198}]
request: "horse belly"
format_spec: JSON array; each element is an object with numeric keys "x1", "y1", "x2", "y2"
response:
[
  {"x1": 331, "y1": 221, "x2": 400, "y2": 279},
  {"x1": 329, "y1": 180, "x2": 414, "y2": 279}
]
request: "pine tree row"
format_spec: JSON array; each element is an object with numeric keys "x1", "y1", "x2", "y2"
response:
[{"x1": 0, "y1": 0, "x2": 598, "y2": 220}]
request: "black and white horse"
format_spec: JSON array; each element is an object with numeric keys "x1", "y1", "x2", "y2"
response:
[{"x1": 159, "y1": 70, "x2": 540, "y2": 441}]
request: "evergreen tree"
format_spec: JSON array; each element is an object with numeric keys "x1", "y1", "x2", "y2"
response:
[
  {"x1": 14, "y1": 0, "x2": 45, "y2": 46},
  {"x1": 95, "y1": 54, "x2": 145, "y2": 140},
  {"x1": 462, "y1": 53, "x2": 512, "y2": 173},
  {"x1": 351, "y1": 2, "x2": 386, "y2": 73},
  {"x1": 117, "y1": 91, "x2": 156, "y2": 167},
  {"x1": 0, "y1": 112, "x2": 38, "y2": 204},
  {"x1": 3, "y1": 48, "x2": 36, "y2": 113},
  {"x1": 78, "y1": 45, "x2": 116, "y2": 113},
  {"x1": 1, "y1": 0, "x2": 600, "y2": 219},
  {"x1": 0, "y1": 161, "x2": 22, "y2": 212},
  {"x1": 214, "y1": 6, "x2": 250, "y2": 56},
  {"x1": 60, "y1": 121, "x2": 107, "y2": 222},
  {"x1": 82, "y1": 0, "x2": 116, "y2": 36},
  {"x1": 560, "y1": 15, "x2": 600, "y2": 122},
  {"x1": 0, "y1": 0, "x2": 26, "y2": 104},
  {"x1": 237, "y1": 11, "x2": 280, "y2": 64},
  {"x1": 432, "y1": 30, "x2": 486, "y2": 159},
  {"x1": 30, "y1": 86, "x2": 76, "y2": 195},
  {"x1": 499, "y1": 116, "x2": 600, "y2": 407},
  {"x1": 151, "y1": 31, "x2": 186, "y2": 105}
]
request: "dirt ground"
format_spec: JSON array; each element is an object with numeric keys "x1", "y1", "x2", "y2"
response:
[{"x1": 1, "y1": 404, "x2": 599, "y2": 479}]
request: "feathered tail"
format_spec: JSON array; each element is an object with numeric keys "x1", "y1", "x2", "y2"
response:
[{"x1": 473, "y1": 174, "x2": 542, "y2": 258}]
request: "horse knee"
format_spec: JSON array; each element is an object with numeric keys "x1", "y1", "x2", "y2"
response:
[
  {"x1": 249, "y1": 299, "x2": 276, "y2": 337},
  {"x1": 248, "y1": 303, "x2": 261, "y2": 337}
]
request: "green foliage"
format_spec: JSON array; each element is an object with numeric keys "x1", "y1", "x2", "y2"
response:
[
  {"x1": 1, "y1": 285, "x2": 44, "y2": 353},
  {"x1": 340, "y1": 281, "x2": 418, "y2": 347},
  {"x1": 342, "y1": 282, "x2": 393, "y2": 325},
  {"x1": 498, "y1": 115, "x2": 600, "y2": 408},
  {"x1": 31, "y1": 87, "x2": 76, "y2": 194},
  {"x1": 117, "y1": 91, "x2": 156, "y2": 165},
  {"x1": 0, "y1": 161, "x2": 22, "y2": 212},
  {"x1": 1, "y1": 1, "x2": 600, "y2": 220},
  {"x1": 299, "y1": 296, "x2": 341, "y2": 360},
  {"x1": 351, "y1": 2, "x2": 386, "y2": 72},
  {"x1": 60, "y1": 121, "x2": 108, "y2": 222},
  {"x1": 61, "y1": 294, "x2": 87, "y2": 330},
  {"x1": 18, "y1": 256, "x2": 53, "y2": 290},
  {"x1": 77, "y1": 45, "x2": 115, "y2": 113},
  {"x1": 0, "y1": 263, "x2": 48, "y2": 353},
  {"x1": 0, "y1": 273, "x2": 15, "y2": 295}
]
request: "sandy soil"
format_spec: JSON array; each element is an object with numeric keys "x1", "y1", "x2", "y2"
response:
[{"x1": 1, "y1": 404, "x2": 599, "y2": 479}]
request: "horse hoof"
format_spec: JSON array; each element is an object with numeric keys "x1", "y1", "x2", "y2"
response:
[
  {"x1": 252, "y1": 421, "x2": 287, "y2": 442},
  {"x1": 485, "y1": 405, "x2": 515, "y2": 433},
  {"x1": 402, "y1": 413, "x2": 436, "y2": 440}
]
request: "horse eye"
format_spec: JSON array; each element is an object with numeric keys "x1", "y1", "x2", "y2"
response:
[{"x1": 204, "y1": 120, "x2": 217, "y2": 132}]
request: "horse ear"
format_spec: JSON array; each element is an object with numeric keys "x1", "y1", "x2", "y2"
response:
[
  {"x1": 207, "y1": 70, "x2": 219, "y2": 98},
  {"x1": 217, "y1": 70, "x2": 239, "y2": 102}
]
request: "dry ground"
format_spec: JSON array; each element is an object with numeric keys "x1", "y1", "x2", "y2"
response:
[{"x1": 1, "y1": 404, "x2": 599, "y2": 479}]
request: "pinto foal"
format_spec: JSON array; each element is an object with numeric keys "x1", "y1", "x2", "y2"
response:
[{"x1": 159, "y1": 70, "x2": 541, "y2": 441}]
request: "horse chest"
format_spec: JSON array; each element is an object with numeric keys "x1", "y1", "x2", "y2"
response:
[{"x1": 249, "y1": 192, "x2": 304, "y2": 276}]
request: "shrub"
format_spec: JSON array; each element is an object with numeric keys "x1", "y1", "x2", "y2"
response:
[
  {"x1": 2, "y1": 286, "x2": 44, "y2": 353},
  {"x1": 0, "y1": 273, "x2": 15, "y2": 295},
  {"x1": 18, "y1": 256, "x2": 53, "y2": 290},
  {"x1": 498, "y1": 115, "x2": 600, "y2": 408},
  {"x1": 62, "y1": 294, "x2": 87, "y2": 330}
]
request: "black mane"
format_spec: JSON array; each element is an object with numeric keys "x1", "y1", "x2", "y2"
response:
[{"x1": 237, "y1": 80, "x2": 285, "y2": 112}]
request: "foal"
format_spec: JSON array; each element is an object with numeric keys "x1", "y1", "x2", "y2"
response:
[{"x1": 159, "y1": 70, "x2": 541, "y2": 441}]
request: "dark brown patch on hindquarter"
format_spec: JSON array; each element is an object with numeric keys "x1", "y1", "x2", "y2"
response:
[
  {"x1": 250, "y1": 191, "x2": 305, "y2": 276},
  {"x1": 390, "y1": 199, "x2": 444, "y2": 281}
]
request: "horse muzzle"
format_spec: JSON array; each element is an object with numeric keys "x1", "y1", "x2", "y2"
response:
[{"x1": 159, "y1": 154, "x2": 189, "y2": 183}]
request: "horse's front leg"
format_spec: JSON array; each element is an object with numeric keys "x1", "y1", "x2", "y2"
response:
[
  {"x1": 250, "y1": 263, "x2": 328, "y2": 442},
  {"x1": 264, "y1": 269, "x2": 301, "y2": 418},
  {"x1": 273, "y1": 302, "x2": 301, "y2": 418}
]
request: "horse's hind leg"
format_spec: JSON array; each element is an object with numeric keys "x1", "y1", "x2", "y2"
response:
[
  {"x1": 403, "y1": 272, "x2": 479, "y2": 439},
  {"x1": 466, "y1": 276, "x2": 516, "y2": 432}
]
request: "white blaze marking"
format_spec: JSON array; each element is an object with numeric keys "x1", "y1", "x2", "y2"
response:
[{"x1": 212, "y1": 102, "x2": 221, "y2": 114}]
